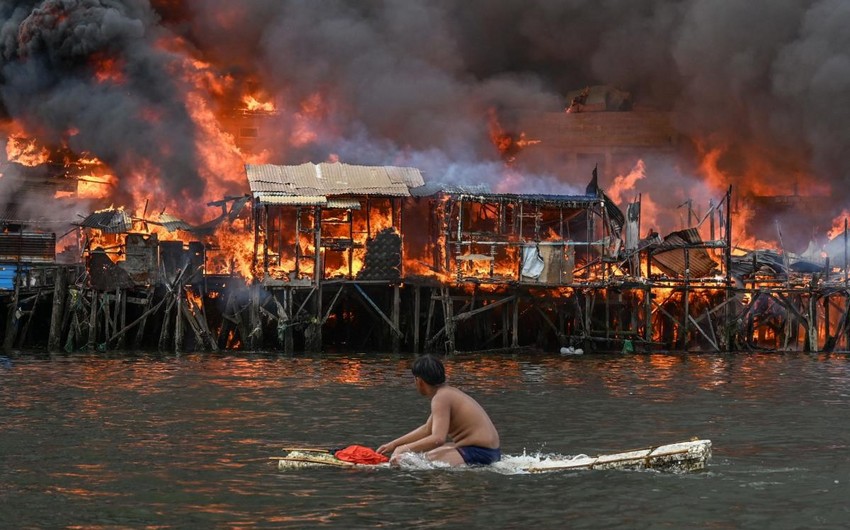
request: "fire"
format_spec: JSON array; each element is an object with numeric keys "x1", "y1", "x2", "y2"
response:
[
  {"x1": 208, "y1": 222, "x2": 255, "y2": 278},
  {"x1": 5, "y1": 134, "x2": 50, "y2": 166},
  {"x1": 827, "y1": 210, "x2": 850, "y2": 240},
  {"x1": 242, "y1": 94, "x2": 275, "y2": 112},
  {"x1": 91, "y1": 54, "x2": 125, "y2": 85},
  {"x1": 487, "y1": 108, "x2": 540, "y2": 163}
]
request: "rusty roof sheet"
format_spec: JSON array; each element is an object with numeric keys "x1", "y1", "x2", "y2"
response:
[
  {"x1": 246, "y1": 162, "x2": 424, "y2": 202},
  {"x1": 76, "y1": 209, "x2": 132, "y2": 233},
  {"x1": 156, "y1": 213, "x2": 193, "y2": 232},
  {"x1": 326, "y1": 198, "x2": 362, "y2": 210},
  {"x1": 652, "y1": 228, "x2": 718, "y2": 278},
  {"x1": 257, "y1": 195, "x2": 327, "y2": 206}
]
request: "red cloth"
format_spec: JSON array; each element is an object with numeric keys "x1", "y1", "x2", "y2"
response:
[{"x1": 334, "y1": 445, "x2": 389, "y2": 465}]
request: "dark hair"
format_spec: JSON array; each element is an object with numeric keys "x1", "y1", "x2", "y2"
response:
[{"x1": 411, "y1": 355, "x2": 445, "y2": 386}]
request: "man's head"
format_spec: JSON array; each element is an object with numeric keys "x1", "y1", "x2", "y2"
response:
[{"x1": 411, "y1": 354, "x2": 445, "y2": 387}]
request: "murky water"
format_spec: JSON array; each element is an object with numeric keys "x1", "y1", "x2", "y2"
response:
[{"x1": 1, "y1": 352, "x2": 848, "y2": 528}]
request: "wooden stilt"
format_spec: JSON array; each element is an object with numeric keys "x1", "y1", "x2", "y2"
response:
[
  {"x1": 17, "y1": 289, "x2": 43, "y2": 348},
  {"x1": 87, "y1": 290, "x2": 98, "y2": 352},
  {"x1": 425, "y1": 289, "x2": 435, "y2": 352},
  {"x1": 175, "y1": 287, "x2": 184, "y2": 353},
  {"x1": 103, "y1": 289, "x2": 113, "y2": 347},
  {"x1": 158, "y1": 293, "x2": 174, "y2": 352},
  {"x1": 413, "y1": 285, "x2": 421, "y2": 354},
  {"x1": 117, "y1": 288, "x2": 127, "y2": 350},
  {"x1": 502, "y1": 301, "x2": 509, "y2": 349},
  {"x1": 248, "y1": 283, "x2": 263, "y2": 351},
  {"x1": 3, "y1": 269, "x2": 21, "y2": 352},
  {"x1": 133, "y1": 288, "x2": 153, "y2": 350},
  {"x1": 511, "y1": 296, "x2": 519, "y2": 348},
  {"x1": 180, "y1": 301, "x2": 205, "y2": 350},
  {"x1": 392, "y1": 284, "x2": 400, "y2": 354},
  {"x1": 106, "y1": 294, "x2": 168, "y2": 348},
  {"x1": 285, "y1": 287, "x2": 294, "y2": 353},
  {"x1": 48, "y1": 267, "x2": 67, "y2": 353},
  {"x1": 443, "y1": 287, "x2": 456, "y2": 354}
]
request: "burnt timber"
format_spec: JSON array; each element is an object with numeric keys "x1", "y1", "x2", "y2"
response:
[{"x1": 2, "y1": 163, "x2": 850, "y2": 355}]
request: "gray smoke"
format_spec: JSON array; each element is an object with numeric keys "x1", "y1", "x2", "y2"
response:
[{"x1": 1, "y1": 1, "x2": 849, "y2": 225}]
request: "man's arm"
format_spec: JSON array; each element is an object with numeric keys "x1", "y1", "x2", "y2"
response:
[
  {"x1": 390, "y1": 393, "x2": 451, "y2": 456},
  {"x1": 377, "y1": 416, "x2": 433, "y2": 455}
]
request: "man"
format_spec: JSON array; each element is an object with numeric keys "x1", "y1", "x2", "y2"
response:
[{"x1": 377, "y1": 354, "x2": 501, "y2": 466}]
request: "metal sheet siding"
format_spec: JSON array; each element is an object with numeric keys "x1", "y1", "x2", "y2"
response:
[{"x1": 0, "y1": 233, "x2": 55, "y2": 263}]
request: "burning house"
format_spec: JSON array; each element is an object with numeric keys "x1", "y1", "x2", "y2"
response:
[{"x1": 2, "y1": 3, "x2": 850, "y2": 355}]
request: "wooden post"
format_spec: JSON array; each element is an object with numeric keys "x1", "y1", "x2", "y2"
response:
[
  {"x1": 159, "y1": 293, "x2": 174, "y2": 352},
  {"x1": 808, "y1": 288, "x2": 818, "y2": 353},
  {"x1": 643, "y1": 285, "x2": 652, "y2": 342},
  {"x1": 413, "y1": 285, "x2": 421, "y2": 354},
  {"x1": 133, "y1": 288, "x2": 153, "y2": 349},
  {"x1": 48, "y1": 266, "x2": 67, "y2": 353},
  {"x1": 443, "y1": 287, "x2": 456, "y2": 354},
  {"x1": 392, "y1": 284, "x2": 401, "y2": 354},
  {"x1": 87, "y1": 290, "x2": 98, "y2": 352},
  {"x1": 511, "y1": 295, "x2": 519, "y2": 348},
  {"x1": 17, "y1": 289, "x2": 42, "y2": 348},
  {"x1": 303, "y1": 283, "x2": 322, "y2": 352},
  {"x1": 175, "y1": 288, "x2": 184, "y2": 353},
  {"x1": 117, "y1": 288, "x2": 127, "y2": 350},
  {"x1": 103, "y1": 289, "x2": 113, "y2": 347},
  {"x1": 284, "y1": 287, "x2": 294, "y2": 354},
  {"x1": 275, "y1": 290, "x2": 288, "y2": 353},
  {"x1": 724, "y1": 186, "x2": 733, "y2": 352},
  {"x1": 3, "y1": 269, "x2": 21, "y2": 352},
  {"x1": 249, "y1": 282, "x2": 264, "y2": 350},
  {"x1": 425, "y1": 289, "x2": 435, "y2": 352},
  {"x1": 683, "y1": 249, "x2": 690, "y2": 349},
  {"x1": 502, "y1": 300, "x2": 510, "y2": 349}
]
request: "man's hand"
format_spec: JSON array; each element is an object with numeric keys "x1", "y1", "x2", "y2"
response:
[
  {"x1": 389, "y1": 444, "x2": 410, "y2": 465},
  {"x1": 376, "y1": 442, "x2": 395, "y2": 456}
]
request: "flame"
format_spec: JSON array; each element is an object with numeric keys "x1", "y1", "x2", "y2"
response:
[
  {"x1": 488, "y1": 108, "x2": 540, "y2": 163},
  {"x1": 5, "y1": 134, "x2": 50, "y2": 166},
  {"x1": 242, "y1": 94, "x2": 275, "y2": 112},
  {"x1": 827, "y1": 211, "x2": 850, "y2": 241},
  {"x1": 91, "y1": 54, "x2": 125, "y2": 85}
]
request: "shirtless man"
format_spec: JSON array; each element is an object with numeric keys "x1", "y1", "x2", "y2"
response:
[{"x1": 377, "y1": 354, "x2": 500, "y2": 466}]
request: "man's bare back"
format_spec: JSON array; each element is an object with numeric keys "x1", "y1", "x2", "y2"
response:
[{"x1": 432, "y1": 385, "x2": 499, "y2": 449}]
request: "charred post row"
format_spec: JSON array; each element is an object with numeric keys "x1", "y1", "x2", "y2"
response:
[{"x1": 3, "y1": 164, "x2": 850, "y2": 354}]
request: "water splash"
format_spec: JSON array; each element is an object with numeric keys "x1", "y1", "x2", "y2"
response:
[{"x1": 396, "y1": 450, "x2": 590, "y2": 475}]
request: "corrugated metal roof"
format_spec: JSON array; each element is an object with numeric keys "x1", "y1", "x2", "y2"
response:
[
  {"x1": 76, "y1": 209, "x2": 132, "y2": 233},
  {"x1": 156, "y1": 213, "x2": 193, "y2": 232},
  {"x1": 652, "y1": 228, "x2": 718, "y2": 278},
  {"x1": 326, "y1": 198, "x2": 362, "y2": 210},
  {"x1": 246, "y1": 162, "x2": 424, "y2": 203},
  {"x1": 257, "y1": 194, "x2": 327, "y2": 206}
]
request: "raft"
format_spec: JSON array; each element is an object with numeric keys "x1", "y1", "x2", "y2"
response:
[
  {"x1": 524, "y1": 439, "x2": 712, "y2": 473},
  {"x1": 272, "y1": 439, "x2": 711, "y2": 473}
]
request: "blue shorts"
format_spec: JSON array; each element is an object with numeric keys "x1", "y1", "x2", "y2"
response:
[{"x1": 456, "y1": 445, "x2": 501, "y2": 465}]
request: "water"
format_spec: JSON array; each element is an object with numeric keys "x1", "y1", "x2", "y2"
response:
[{"x1": 1, "y1": 352, "x2": 848, "y2": 529}]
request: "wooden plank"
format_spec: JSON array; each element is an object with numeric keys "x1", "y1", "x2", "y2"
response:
[{"x1": 353, "y1": 283, "x2": 403, "y2": 338}]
